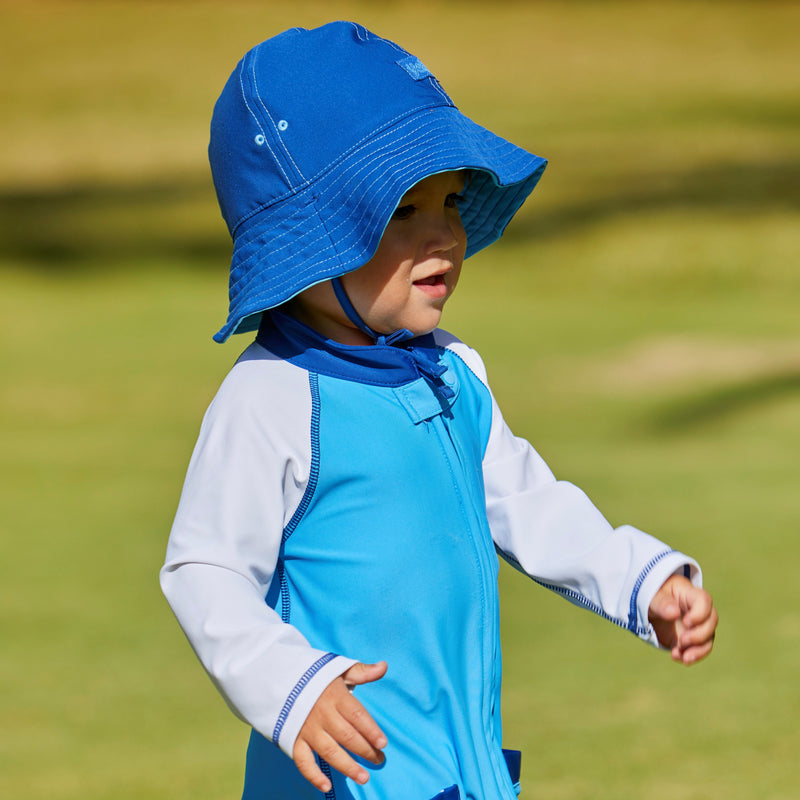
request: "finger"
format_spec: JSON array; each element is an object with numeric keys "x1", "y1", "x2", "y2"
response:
[
  {"x1": 681, "y1": 589, "x2": 714, "y2": 627},
  {"x1": 648, "y1": 578, "x2": 683, "y2": 624},
  {"x1": 676, "y1": 635, "x2": 715, "y2": 665},
  {"x1": 680, "y1": 608, "x2": 719, "y2": 650},
  {"x1": 313, "y1": 732, "x2": 371, "y2": 787},
  {"x1": 338, "y1": 695, "x2": 388, "y2": 752},
  {"x1": 650, "y1": 598, "x2": 681, "y2": 623},
  {"x1": 343, "y1": 660, "x2": 388, "y2": 688},
  {"x1": 337, "y1": 698, "x2": 387, "y2": 764},
  {"x1": 325, "y1": 712, "x2": 386, "y2": 765},
  {"x1": 293, "y1": 739, "x2": 333, "y2": 794},
  {"x1": 308, "y1": 692, "x2": 386, "y2": 759}
]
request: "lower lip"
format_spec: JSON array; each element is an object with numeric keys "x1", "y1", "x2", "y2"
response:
[{"x1": 413, "y1": 276, "x2": 448, "y2": 299}]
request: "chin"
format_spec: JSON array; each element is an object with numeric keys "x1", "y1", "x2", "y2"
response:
[{"x1": 407, "y1": 316, "x2": 442, "y2": 337}]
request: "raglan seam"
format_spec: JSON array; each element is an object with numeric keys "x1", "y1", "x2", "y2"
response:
[
  {"x1": 439, "y1": 344, "x2": 488, "y2": 391},
  {"x1": 279, "y1": 371, "x2": 321, "y2": 624},
  {"x1": 438, "y1": 344, "x2": 496, "y2": 461},
  {"x1": 282, "y1": 371, "x2": 321, "y2": 544}
]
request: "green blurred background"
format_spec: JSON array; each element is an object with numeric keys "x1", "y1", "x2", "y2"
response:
[{"x1": 1, "y1": 1, "x2": 798, "y2": 798}]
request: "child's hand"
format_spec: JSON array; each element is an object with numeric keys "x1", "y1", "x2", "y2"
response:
[
  {"x1": 648, "y1": 575, "x2": 718, "y2": 665},
  {"x1": 293, "y1": 661, "x2": 388, "y2": 793}
]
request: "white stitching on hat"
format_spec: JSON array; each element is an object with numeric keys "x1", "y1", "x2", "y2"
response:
[
  {"x1": 251, "y1": 60, "x2": 306, "y2": 181},
  {"x1": 231, "y1": 113, "x2": 470, "y2": 280},
  {"x1": 227, "y1": 110, "x2": 541, "y2": 315},
  {"x1": 352, "y1": 23, "x2": 369, "y2": 42},
  {"x1": 303, "y1": 102, "x2": 454, "y2": 185},
  {"x1": 239, "y1": 58, "x2": 291, "y2": 185},
  {"x1": 428, "y1": 77, "x2": 450, "y2": 105},
  {"x1": 231, "y1": 102, "x2": 452, "y2": 235},
  {"x1": 236, "y1": 109, "x2": 522, "y2": 265}
]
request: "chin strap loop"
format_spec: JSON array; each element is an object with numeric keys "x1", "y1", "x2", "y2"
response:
[
  {"x1": 331, "y1": 277, "x2": 414, "y2": 346},
  {"x1": 330, "y1": 277, "x2": 453, "y2": 399}
]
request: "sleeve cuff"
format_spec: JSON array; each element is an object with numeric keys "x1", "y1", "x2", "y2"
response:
[
  {"x1": 272, "y1": 653, "x2": 358, "y2": 757},
  {"x1": 635, "y1": 552, "x2": 702, "y2": 648}
]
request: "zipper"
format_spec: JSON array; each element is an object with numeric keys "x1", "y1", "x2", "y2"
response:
[{"x1": 431, "y1": 412, "x2": 514, "y2": 799}]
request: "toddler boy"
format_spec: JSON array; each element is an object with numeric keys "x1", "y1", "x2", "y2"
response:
[{"x1": 161, "y1": 21, "x2": 717, "y2": 800}]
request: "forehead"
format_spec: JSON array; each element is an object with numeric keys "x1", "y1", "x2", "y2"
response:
[{"x1": 401, "y1": 170, "x2": 468, "y2": 197}]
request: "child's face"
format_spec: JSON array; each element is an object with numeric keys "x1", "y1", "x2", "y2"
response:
[{"x1": 289, "y1": 171, "x2": 467, "y2": 345}]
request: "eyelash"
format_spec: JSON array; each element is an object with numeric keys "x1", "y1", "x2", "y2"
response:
[{"x1": 392, "y1": 193, "x2": 464, "y2": 221}]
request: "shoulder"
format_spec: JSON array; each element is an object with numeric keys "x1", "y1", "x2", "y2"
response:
[
  {"x1": 204, "y1": 341, "x2": 314, "y2": 438},
  {"x1": 431, "y1": 328, "x2": 490, "y2": 387},
  {"x1": 217, "y1": 341, "x2": 308, "y2": 399}
]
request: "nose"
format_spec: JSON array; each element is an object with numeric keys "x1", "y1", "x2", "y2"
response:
[{"x1": 426, "y1": 210, "x2": 466, "y2": 255}]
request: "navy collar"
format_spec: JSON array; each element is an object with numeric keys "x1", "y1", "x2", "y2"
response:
[{"x1": 257, "y1": 311, "x2": 451, "y2": 392}]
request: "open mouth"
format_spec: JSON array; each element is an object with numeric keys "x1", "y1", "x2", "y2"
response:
[
  {"x1": 414, "y1": 274, "x2": 445, "y2": 287},
  {"x1": 413, "y1": 273, "x2": 448, "y2": 298}
]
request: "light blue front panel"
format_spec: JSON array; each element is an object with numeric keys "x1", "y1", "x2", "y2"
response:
[{"x1": 244, "y1": 354, "x2": 515, "y2": 800}]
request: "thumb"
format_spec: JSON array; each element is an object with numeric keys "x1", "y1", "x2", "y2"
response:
[
  {"x1": 343, "y1": 661, "x2": 388, "y2": 688},
  {"x1": 649, "y1": 594, "x2": 681, "y2": 624}
]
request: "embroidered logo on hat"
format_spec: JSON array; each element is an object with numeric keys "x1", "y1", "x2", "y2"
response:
[{"x1": 396, "y1": 55, "x2": 433, "y2": 81}]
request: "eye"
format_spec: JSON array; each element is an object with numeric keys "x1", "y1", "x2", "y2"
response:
[
  {"x1": 392, "y1": 204, "x2": 415, "y2": 221},
  {"x1": 445, "y1": 192, "x2": 464, "y2": 209}
]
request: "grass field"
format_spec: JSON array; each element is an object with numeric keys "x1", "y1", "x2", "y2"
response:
[{"x1": 1, "y1": 1, "x2": 799, "y2": 798}]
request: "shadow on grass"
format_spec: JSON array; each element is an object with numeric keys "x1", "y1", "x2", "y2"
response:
[
  {"x1": 0, "y1": 176, "x2": 230, "y2": 270},
  {"x1": 505, "y1": 156, "x2": 800, "y2": 243},
  {"x1": 648, "y1": 368, "x2": 800, "y2": 433},
  {"x1": 0, "y1": 157, "x2": 797, "y2": 270}
]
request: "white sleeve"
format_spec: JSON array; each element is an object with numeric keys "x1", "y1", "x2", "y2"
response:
[
  {"x1": 159, "y1": 352, "x2": 356, "y2": 756},
  {"x1": 447, "y1": 337, "x2": 701, "y2": 648}
]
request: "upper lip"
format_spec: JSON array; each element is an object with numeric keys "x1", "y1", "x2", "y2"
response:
[{"x1": 413, "y1": 264, "x2": 452, "y2": 283}]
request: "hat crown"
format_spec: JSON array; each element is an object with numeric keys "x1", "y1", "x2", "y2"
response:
[{"x1": 210, "y1": 22, "x2": 454, "y2": 236}]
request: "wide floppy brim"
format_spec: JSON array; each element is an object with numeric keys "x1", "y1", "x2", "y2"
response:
[{"x1": 214, "y1": 104, "x2": 546, "y2": 342}]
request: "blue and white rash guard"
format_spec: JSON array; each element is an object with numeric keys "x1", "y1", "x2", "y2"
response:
[{"x1": 161, "y1": 311, "x2": 701, "y2": 800}]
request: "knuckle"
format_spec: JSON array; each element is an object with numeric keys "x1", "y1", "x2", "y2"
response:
[
  {"x1": 319, "y1": 742, "x2": 340, "y2": 762},
  {"x1": 339, "y1": 727, "x2": 358, "y2": 747},
  {"x1": 348, "y1": 705, "x2": 367, "y2": 725}
]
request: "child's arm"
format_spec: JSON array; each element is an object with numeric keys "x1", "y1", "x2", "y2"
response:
[
  {"x1": 446, "y1": 338, "x2": 719, "y2": 654},
  {"x1": 161, "y1": 357, "x2": 367, "y2": 766},
  {"x1": 648, "y1": 574, "x2": 718, "y2": 664},
  {"x1": 293, "y1": 662, "x2": 388, "y2": 794}
]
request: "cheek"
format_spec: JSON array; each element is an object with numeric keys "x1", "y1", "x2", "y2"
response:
[{"x1": 345, "y1": 252, "x2": 408, "y2": 312}]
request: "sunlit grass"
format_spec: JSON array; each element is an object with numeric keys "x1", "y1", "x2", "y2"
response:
[{"x1": 1, "y1": 1, "x2": 798, "y2": 798}]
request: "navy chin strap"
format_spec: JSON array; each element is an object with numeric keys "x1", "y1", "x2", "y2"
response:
[
  {"x1": 331, "y1": 277, "x2": 454, "y2": 399},
  {"x1": 331, "y1": 277, "x2": 414, "y2": 346}
]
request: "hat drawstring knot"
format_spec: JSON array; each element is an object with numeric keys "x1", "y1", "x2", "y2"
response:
[{"x1": 331, "y1": 277, "x2": 454, "y2": 400}]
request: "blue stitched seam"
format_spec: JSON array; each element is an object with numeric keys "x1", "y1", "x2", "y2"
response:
[
  {"x1": 500, "y1": 547, "x2": 676, "y2": 638},
  {"x1": 627, "y1": 548, "x2": 675, "y2": 632},
  {"x1": 277, "y1": 373, "x2": 321, "y2": 626},
  {"x1": 500, "y1": 540, "x2": 640, "y2": 633},
  {"x1": 273, "y1": 652, "x2": 338, "y2": 744},
  {"x1": 319, "y1": 758, "x2": 336, "y2": 800},
  {"x1": 531, "y1": 576, "x2": 638, "y2": 633},
  {"x1": 282, "y1": 373, "x2": 321, "y2": 544},
  {"x1": 278, "y1": 560, "x2": 290, "y2": 625},
  {"x1": 441, "y1": 345, "x2": 485, "y2": 388}
]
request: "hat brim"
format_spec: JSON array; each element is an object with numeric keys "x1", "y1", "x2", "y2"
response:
[{"x1": 215, "y1": 105, "x2": 546, "y2": 342}]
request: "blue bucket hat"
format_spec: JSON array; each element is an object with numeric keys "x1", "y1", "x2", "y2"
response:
[{"x1": 209, "y1": 21, "x2": 547, "y2": 342}]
